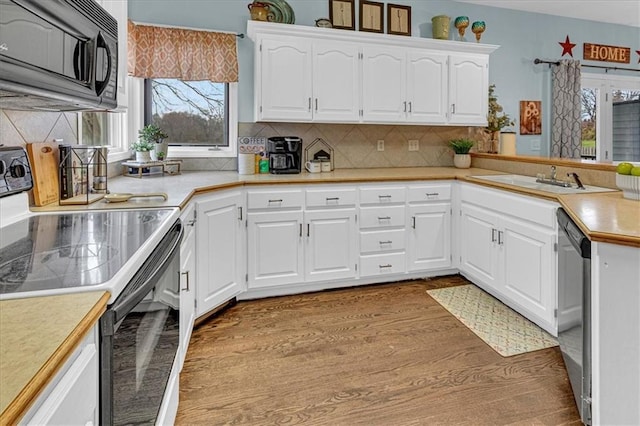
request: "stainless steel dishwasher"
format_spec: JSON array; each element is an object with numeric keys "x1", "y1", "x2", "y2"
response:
[{"x1": 557, "y1": 207, "x2": 592, "y2": 425}]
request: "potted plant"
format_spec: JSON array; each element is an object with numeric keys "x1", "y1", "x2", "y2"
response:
[
  {"x1": 138, "y1": 124, "x2": 169, "y2": 161},
  {"x1": 449, "y1": 138, "x2": 475, "y2": 169},
  {"x1": 485, "y1": 84, "x2": 514, "y2": 153},
  {"x1": 130, "y1": 140, "x2": 155, "y2": 163}
]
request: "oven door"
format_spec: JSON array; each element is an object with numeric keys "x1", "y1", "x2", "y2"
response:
[{"x1": 99, "y1": 219, "x2": 183, "y2": 426}]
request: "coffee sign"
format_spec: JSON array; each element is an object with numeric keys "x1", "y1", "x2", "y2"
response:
[{"x1": 583, "y1": 43, "x2": 631, "y2": 64}]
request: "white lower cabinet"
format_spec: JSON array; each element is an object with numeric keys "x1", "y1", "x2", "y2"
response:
[
  {"x1": 304, "y1": 208, "x2": 357, "y2": 282},
  {"x1": 248, "y1": 210, "x2": 304, "y2": 288},
  {"x1": 179, "y1": 203, "x2": 196, "y2": 369},
  {"x1": 459, "y1": 184, "x2": 558, "y2": 334},
  {"x1": 22, "y1": 326, "x2": 99, "y2": 426},
  {"x1": 195, "y1": 190, "x2": 245, "y2": 317}
]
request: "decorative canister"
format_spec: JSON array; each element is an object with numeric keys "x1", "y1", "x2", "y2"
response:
[
  {"x1": 431, "y1": 15, "x2": 451, "y2": 40},
  {"x1": 248, "y1": 2, "x2": 269, "y2": 21}
]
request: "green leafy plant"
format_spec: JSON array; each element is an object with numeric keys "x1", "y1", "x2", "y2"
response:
[
  {"x1": 138, "y1": 124, "x2": 168, "y2": 144},
  {"x1": 130, "y1": 140, "x2": 155, "y2": 152},
  {"x1": 449, "y1": 139, "x2": 475, "y2": 154},
  {"x1": 486, "y1": 84, "x2": 514, "y2": 132}
]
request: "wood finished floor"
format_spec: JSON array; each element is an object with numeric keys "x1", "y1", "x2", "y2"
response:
[{"x1": 176, "y1": 275, "x2": 581, "y2": 425}]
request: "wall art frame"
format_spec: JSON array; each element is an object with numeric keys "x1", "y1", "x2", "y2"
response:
[
  {"x1": 329, "y1": 0, "x2": 355, "y2": 30},
  {"x1": 387, "y1": 3, "x2": 411, "y2": 36},
  {"x1": 359, "y1": 0, "x2": 384, "y2": 33}
]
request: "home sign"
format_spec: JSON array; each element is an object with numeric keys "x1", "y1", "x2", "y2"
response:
[{"x1": 583, "y1": 43, "x2": 631, "y2": 64}]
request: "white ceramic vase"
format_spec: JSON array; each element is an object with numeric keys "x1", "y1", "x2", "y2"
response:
[
  {"x1": 151, "y1": 140, "x2": 168, "y2": 161},
  {"x1": 135, "y1": 151, "x2": 152, "y2": 163},
  {"x1": 453, "y1": 153, "x2": 471, "y2": 169}
]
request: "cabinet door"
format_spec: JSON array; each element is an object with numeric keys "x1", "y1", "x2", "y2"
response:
[
  {"x1": 179, "y1": 205, "x2": 196, "y2": 370},
  {"x1": 248, "y1": 210, "x2": 304, "y2": 288},
  {"x1": 305, "y1": 209, "x2": 358, "y2": 282},
  {"x1": 259, "y1": 38, "x2": 312, "y2": 121},
  {"x1": 408, "y1": 203, "x2": 451, "y2": 271},
  {"x1": 196, "y1": 192, "x2": 244, "y2": 317},
  {"x1": 313, "y1": 42, "x2": 360, "y2": 122},
  {"x1": 406, "y1": 50, "x2": 448, "y2": 124},
  {"x1": 501, "y1": 216, "x2": 556, "y2": 330},
  {"x1": 448, "y1": 54, "x2": 488, "y2": 125},
  {"x1": 459, "y1": 203, "x2": 500, "y2": 289},
  {"x1": 362, "y1": 46, "x2": 406, "y2": 122}
]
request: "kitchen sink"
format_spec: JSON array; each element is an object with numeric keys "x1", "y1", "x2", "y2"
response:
[{"x1": 471, "y1": 174, "x2": 616, "y2": 194}]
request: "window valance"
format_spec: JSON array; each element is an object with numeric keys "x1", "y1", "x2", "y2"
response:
[{"x1": 127, "y1": 20, "x2": 238, "y2": 82}]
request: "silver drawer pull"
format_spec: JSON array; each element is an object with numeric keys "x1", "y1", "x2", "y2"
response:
[
  {"x1": 326, "y1": 197, "x2": 340, "y2": 201},
  {"x1": 378, "y1": 216, "x2": 391, "y2": 221},
  {"x1": 268, "y1": 199, "x2": 283, "y2": 203},
  {"x1": 379, "y1": 240, "x2": 392, "y2": 245},
  {"x1": 425, "y1": 192, "x2": 440, "y2": 197},
  {"x1": 379, "y1": 264, "x2": 392, "y2": 269},
  {"x1": 378, "y1": 195, "x2": 392, "y2": 199}
]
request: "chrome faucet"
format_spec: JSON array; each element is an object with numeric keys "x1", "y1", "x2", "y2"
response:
[
  {"x1": 567, "y1": 172, "x2": 585, "y2": 189},
  {"x1": 550, "y1": 166, "x2": 557, "y2": 181}
]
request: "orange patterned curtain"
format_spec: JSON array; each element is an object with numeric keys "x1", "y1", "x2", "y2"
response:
[{"x1": 127, "y1": 20, "x2": 238, "y2": 82}]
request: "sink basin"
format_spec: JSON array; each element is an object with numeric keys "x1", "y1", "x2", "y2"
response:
[{"x1": 471, "y1": 174, "x2": 616, "y2": 194}]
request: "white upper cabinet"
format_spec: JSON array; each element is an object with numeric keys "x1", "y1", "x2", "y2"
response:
[
  {"x1": 249, "y1": 21, "x2": 498, "y2": 126},
  {"x1": 448, "y1": 54, "x2": 488, "y2": 125},
  {"x1": 362, "y1": 46, "x2": 406, "y2": 122},
  {"x1": 259, "y1": 38, "x2": 313, "y2": 121},
  {"x1": 313, "y1": 42, "x2": 361, "y2": 122}
]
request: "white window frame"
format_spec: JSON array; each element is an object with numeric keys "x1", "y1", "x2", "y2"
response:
[{"x1": 581, "y1": 73, "x2": 640, "y2": 163}]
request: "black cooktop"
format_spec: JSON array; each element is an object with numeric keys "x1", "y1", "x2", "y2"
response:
[{"x1": 0, "y1": 209, "x2": 173, "y2": 294}]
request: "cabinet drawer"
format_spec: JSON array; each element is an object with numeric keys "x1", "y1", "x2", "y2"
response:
[
  {"x1": 306, "y1": 187, "x2": 357, "y2": 208},
  {"x1": 360, "y1": 229, "x2": 406, "y2": 253},
  {"x1": 360, "y1": 252, "x2": 406, "y2": 277},
  {"x1": 247, "y1": 189, "x2": 304, "y2": 210},
  {"x1": 408, "y1": 184, "x2": 451, "y2": 202},
  {"x1": 359, "y1": 186, "x2": 406, "y2": 204},
  {"x1": 359, "y1": 205, "x2": 406, "y2": 229}
]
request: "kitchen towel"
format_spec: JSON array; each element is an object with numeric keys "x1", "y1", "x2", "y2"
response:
[{"x1": 427, "y1": 284, "x2": 558, "y2": 357}]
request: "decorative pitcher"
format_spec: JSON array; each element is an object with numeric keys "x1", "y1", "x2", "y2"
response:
[
  {"x1": 248, "y1": 2, "x2": 269, "y2": 21},
  {"x1": 432, "y1": 15, "x2": 451, "y2": 40}
]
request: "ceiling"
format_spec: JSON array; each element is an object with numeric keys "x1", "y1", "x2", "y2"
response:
[{"x1": 453, "y1": 0, "x2": 640, "y2": 28}]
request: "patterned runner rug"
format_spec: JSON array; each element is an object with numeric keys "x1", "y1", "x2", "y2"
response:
[{"x1": 427, "y1": 284, "x2": 558, "y2": 357}]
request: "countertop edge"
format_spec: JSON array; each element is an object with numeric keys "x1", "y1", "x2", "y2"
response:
[{"x1": 0, "y1": 291, "x2": 110, "y2": 425}]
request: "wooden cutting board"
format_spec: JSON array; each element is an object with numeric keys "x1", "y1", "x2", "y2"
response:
[{"x1": 26, "y1": 141, "x2": 60, "y2": 206}]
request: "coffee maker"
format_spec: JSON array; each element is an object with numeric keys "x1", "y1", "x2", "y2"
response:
[{"x1": 266, "y1": 136, "x2": 302, "y2": 174}]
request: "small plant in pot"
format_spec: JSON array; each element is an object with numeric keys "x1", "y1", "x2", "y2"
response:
[
  {"x1": 138, "y1": 124, "x2": 169, "y2": 161},
  {"x1": 449, "y1": 138, "x2": 475, "y2": 169},
  {"x1": 130, "y1": 140, "x2": 155, "y2": 163}
]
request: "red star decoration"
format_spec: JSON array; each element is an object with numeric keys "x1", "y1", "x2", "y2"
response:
[
  {"x1": 559, "y1": 35, "x2": 577, "y2": 57},
  {"x1": 636, "y1": 50, "x2": 640, "y2": 63}
]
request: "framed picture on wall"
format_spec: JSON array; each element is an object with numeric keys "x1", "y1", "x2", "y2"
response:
[
  {"x1": 387, "y1": 4, "x2": 411, "y2": 36},
  {"x1": 520, "y1": 100, "x2": 542, "y2": 135},
  {"x1": 359, "y1": 0, "x2": 384, "y2": 33},
  {"x1": 329, "y1": 0, "x2": 355, "y2": 30}
]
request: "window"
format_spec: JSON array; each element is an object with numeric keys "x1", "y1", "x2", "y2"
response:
[
  {"x1": 144, "y1": 79, "x2": 237, "y2": 158},
  {"x1": 581, "y1": 73, "x2": 640, "y2": 163}
]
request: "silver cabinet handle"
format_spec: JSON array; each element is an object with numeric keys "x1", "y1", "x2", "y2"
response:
[
  {"x1": 498, "y1": 230, "x2": 504, "y2": 245},
  {"x1": 379, "y1": 264, "x2": 392, "y2": 269},
  {"x1": 425, "y1": 192, "x2": 439, "y2": 197},
  {"x1": 326, "y1": 197, "x2": 339, "y2": 202},
  {"x1": 268, "y1": 199, "x2": 283, "y2": 203},
  {"x1": 237, "y1": 206, "x2": 243, "y2": 221},
  {"x1": 403, "y1": 101, "x2": 407, "y2": 112},
  {"x1": 186, "y1": 219, "x2": 196, "y2": 227},
  {"x1": 299, "y1": 223, "x2": 302, "y2": 237},
  {"x1": 307, "y1": 223, "x2": 310, "y2": 237},
  {"x1": 181, "y1": 271, "x2": 190, "y2": 291},
  {"x1": 491, "y1": 228, "x2": 497, "y2": 242},
  {"x1": 408, "y1": 101, "x2": 412, "y2": 113},
  {"x1": 379, "y1": 240, "x2": 392, "y2": 245},
  {"x1": 378, "y1": 216, "x2": 391, "y2": 221},
  {"x1": 451, "y1": 104, "x2": 456, "y2": 114},
  {"x1": 308, "y1": 97, "x2": 311, "y2": 111},
  {"x1": 412, "y1": 216, "x2": 416, "y2": 228},
  {"x1": 378, "y1": 195, "x2": 392, "y2": 200},
  {"x1": 315, "y1": 98, "x2": 318, "y2": 111}
]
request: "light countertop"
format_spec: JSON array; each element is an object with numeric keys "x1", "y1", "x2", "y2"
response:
[{"x1": 0, "y1": 291, "x2": 109, "y2": 424}]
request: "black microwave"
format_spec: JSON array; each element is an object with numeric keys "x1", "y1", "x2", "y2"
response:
[{"x1": 0, "y1": 0, "x2": 118, "y2": 111}]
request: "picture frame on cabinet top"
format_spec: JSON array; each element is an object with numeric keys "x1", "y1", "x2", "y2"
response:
[
  {"x1": 359, "y1": 0, "x2": 384, "y2": 33},
  {"x1": 329, "y1": 0, "x2": 355, "y2": 30},
  {"x1": 387, "y1": 3, "x2": 411, "y2": 36}
]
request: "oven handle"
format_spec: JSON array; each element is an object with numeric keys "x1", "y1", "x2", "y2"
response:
[{"x1": 110, "y1": 220, "x2": 184, "y2": 323}]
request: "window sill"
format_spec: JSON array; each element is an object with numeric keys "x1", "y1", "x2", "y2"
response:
[
  {"x1": 167, "y1": 147, "x2": 237, "y2": 158},
  {"x1": 108, "y1": 151, "x2": 133, "y2": 163}
]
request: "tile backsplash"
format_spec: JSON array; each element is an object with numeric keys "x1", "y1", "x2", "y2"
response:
[
  {"x1": 1, "y1": 109, "x2": 472, "y2": 171},
  {"x1": 239, "y1": 122, "x2": 472, "y2": 169}
]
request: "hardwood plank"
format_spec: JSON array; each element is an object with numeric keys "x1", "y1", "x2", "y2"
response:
[{"x1": 177, "y1": 276, "x2": 580, "y2": 425}]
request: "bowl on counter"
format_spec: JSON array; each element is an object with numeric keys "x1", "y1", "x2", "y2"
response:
[{"x1": 616, "y1": 174, "x2": 640, "y2": 200}]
